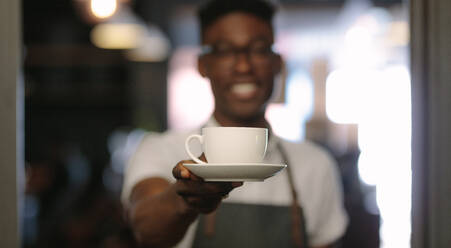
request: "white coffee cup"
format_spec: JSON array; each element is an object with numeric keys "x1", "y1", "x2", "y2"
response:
[{"x1": 185, "y1": 127, "x2": 268, "y2": 164}]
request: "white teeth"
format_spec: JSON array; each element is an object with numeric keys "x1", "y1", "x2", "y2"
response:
[{"x1": 231, "y1": 83, "x2": 257, "y2": 95}]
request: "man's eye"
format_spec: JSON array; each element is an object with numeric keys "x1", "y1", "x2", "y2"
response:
[
  {"x1": 213, "y1": 48, "x2": 234, "y2": 56},
  {"x1": 250, "y1": 46, "x2": 271, "y2": 55}
]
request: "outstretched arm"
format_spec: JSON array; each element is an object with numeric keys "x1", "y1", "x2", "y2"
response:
[{"x1": 126, "y1": 160, "x2": 242, "y2": 247}]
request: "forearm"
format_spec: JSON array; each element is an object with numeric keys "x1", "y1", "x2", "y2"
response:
[
  {"x1": 129, "y1": 182, "x2": 198, "y2": 247},
  {"x1": 126, "y1": 163, "x2": 240, "y2": 247}
]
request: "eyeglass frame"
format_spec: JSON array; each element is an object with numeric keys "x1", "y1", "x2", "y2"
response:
[{"x1": 199, "y1": 42, "x2": 278, "y2": 67}]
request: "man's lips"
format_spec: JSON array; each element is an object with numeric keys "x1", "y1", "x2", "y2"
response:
[{"x1": 230, "y1": 83, "x2": 258, "y2": 100}]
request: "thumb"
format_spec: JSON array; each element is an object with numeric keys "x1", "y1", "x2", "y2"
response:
[{"x1": 199, "y1": 153, "x2": 207, "y2": 163}]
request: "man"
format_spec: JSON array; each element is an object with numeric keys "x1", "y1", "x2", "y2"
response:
[{"x1": 121, "y1": 0, "x2": 348, "y2": 247}]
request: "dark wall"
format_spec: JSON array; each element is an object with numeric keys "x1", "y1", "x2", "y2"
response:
[{"x1": 23, "y1": 1, "x2": 166, "y2": 247}]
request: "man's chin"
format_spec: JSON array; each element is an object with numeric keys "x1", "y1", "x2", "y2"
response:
[
  {"x1": 215, "y1": 100, "x2": 267, "y2": 122},
  {"x1": 228, "y1": 107, "x2": 266, "y2": 122}
]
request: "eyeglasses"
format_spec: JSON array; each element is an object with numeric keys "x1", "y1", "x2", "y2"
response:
[{"x1": 201, "y1": 42, "x2": 276, "y2": 67}]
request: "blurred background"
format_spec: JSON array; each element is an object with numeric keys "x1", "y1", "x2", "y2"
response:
[{"x1": 23, "y1": 0, "x2": 410, "y2": 247}]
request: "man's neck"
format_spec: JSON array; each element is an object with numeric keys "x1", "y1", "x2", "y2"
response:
[{"x1": 213, "y1": 111, "x2": 269, "y2": 128}]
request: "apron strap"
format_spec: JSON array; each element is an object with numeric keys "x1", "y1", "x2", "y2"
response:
[{"x1": 277, "y1": 141, "x2": 307, "y2": 248}]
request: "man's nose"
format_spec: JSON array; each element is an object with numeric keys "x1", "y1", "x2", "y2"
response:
[{"x1": 234, "y1": 52, "x2": 252, "y2": 73}]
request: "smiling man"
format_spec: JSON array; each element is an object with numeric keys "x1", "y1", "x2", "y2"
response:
[
  {"x1": 121, "y1": 1, "x2": 348, "y2": 247},
  {"x1": 198, "y1": 9, "x2": 280, "y2": 126}
]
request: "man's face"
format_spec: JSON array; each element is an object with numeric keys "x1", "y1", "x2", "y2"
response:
[{"x1": 198, "y1": 12, "x2": 281, "y2": 122}]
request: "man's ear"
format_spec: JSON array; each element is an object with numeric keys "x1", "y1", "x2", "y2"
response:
[
  {"x1": 270, "y1": 54, "x2": 287, "y2": 104},
  {"x1": 273, "y1": 53, "x2": 283, "y2": 75},
  {"x1": 198, "y1": 55, "x2": 207, "y2": 78}
]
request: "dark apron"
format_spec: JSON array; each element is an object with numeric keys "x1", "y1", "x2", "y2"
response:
[
  {"x1": 192, "y1": 141, "x2": 309, "y2": 248},
  {"x1": 192, "y1": 202, "x2": 309, "y2": 248}
]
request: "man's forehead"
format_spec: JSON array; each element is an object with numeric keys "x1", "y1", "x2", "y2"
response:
[{"x1": 202, "y1": 12, "x2": 274, "y2": 45}]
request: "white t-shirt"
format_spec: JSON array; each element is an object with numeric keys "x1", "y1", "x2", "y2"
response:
[{"x1": 122, "y1": 119, "x2": 348, "y2": 247}]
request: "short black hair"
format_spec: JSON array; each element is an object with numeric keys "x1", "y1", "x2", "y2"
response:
[{"x1": 197, "y1": 0, "x2": 276, "y2": 39}]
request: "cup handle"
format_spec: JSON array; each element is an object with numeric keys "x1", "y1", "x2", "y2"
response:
[{"x1": 185, "y1": 134, "x2": 206, "y2": 164}]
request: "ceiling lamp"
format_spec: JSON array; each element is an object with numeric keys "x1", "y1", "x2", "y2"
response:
[
  {"x1": 90, "y1": 0, "x2": 117, "y2": 19},
  {"x1": 90, "y1": 6, "x2": 171, "y2": 61}
]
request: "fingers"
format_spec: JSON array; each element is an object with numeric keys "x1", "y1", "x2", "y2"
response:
[
  {"x1": 231, "y1": 182, "x2": 244, "y2": 188},
  {"x1": 172, "y1": 161, "x2": 189, "y2": 179},
  {"x1": 173, "y1": 159, "x2": 243, "y2": 195},
  {"x1": 172, "y1": 153, "x2": 206, "y2": 180},
  {"x1": 173, "y1": 160, "x2": 244, "y2": 192},
  {"x1": 172, "y1": 159, "x2": 244, "y2": 213},
  {"x1": 172, "y1": 160, "x2": 202, "y2": 181},
  {"x1": 172, "y1": 160, "x2": 205, "y2": 181},
  {"x1": 199, "y1": 153, "x2": 207, "y2": 163}
]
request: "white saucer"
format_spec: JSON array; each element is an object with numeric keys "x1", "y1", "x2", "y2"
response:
[{"x1": 183, "y1": 163, "x2": 287, "y2": 182}]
